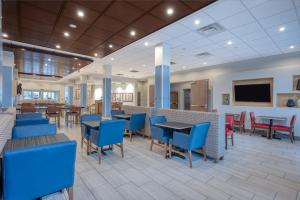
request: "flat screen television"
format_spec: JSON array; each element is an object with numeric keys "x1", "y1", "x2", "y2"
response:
[{"x1": 234, "y1": 84, "x2": 271, "y2": 102}]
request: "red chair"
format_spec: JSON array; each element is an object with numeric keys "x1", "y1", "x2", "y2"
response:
[
  {"x1": 225, "y1": 115, "x2": 234, "y2": 149},
  {"x1": 271, "y1": 115, "x2": 296, "y2": 143},
  {"x1": 233, "y1": 111, "x2": 246, "y2": 133},
  {"x1": 250, "y1": 112, "x2": 269, "y2": 136}
]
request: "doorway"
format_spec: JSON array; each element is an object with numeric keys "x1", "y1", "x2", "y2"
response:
[{"x1": 183, "y1": 89, "x2": 191, "y2": 110}]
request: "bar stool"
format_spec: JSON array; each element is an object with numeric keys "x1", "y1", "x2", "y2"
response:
[
  {"x1": 46, "y1": 105, "x2": 60, "y2": 128},
  {"x1": 65, "y1": 106, "x2": 81, "y2": 127}
]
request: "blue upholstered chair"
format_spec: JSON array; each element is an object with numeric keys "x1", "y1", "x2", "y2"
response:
[
  {"x1": 170, "y1": 122, "x2": 210, "y2": 168},
  {"x1": 111, "y1": 110, "x2": 125, "y2": 119},
  {"x1": 80, "y1": 114, "x2": 101, "y2": 153},
  {"x1": 149, "y1": 116, "x2": 172, "y2": 158},
  {"x1": 15, "y1": 118, "x2": 49, "y2": 126},
  {"x1": 12, "y1": 124, "x2": 57, "y2": 139},
  {"x1": 3, "y1": 140, "x2": 76, "y2": 200},
  {"x1": 16, "y1": 112, "x2": 43, "y2": 119},
  {"x1": 125, "y1": 113, "x2": 146, "y2": 141},
  {"x1": 90, "y1": 120, "x2": 126, "y2": 164}
]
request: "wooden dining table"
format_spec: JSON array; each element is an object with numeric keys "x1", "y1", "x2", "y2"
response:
[{"x1": 257, "y1": 115, "x2": 287, "y2": 139}]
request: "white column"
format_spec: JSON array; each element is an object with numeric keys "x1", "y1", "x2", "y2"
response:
[
  {"x1": 102, "y1": 64, "x2": 112, "y2": 118},
  {"x1": 79, "y1": 75, "x2": 87, "y2": 112}
]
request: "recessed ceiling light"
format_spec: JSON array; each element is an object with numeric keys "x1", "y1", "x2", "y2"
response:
[
  {"x1": 130, "y1": 30, "x2": 136, "y2": 36},
  {"x1": 74, "y1": 57, "x2": 78, "y2": 60},
  {"x1": 63, "y1": 32, "x2": 70, "y2": 37},
  {"x1": 144, "y1": 42, "x2": 149, "y2": 47},
  {"x1": 55, "y1": 44, "x2": 61, "y2": 49},
  {"x1": 166, "y1": 7, "x2": 174, "y2": 15},
  {"x1": 109, "y1": 44, "x2": 113, "y2": 48},
  {"x1": 194, "y1": 19, "x2": 200, "y2": 25},
  {"x1": 2, "y1": 33, "x2": 8, "y2": 38},
  {"x1": 227, "y1": 40, "x2": 233, "y2": 45},
  {"x1": 94, "y1": 53, "x2": 98, "y2": 57},
  {"x1": 77, "y1": 10, "x2": 84, "y2": 17},
  {"x1": 203, "y1": 62, "x2": 207, "y2": 65},
  {"x1": 69, "y1": 24, "x2": 77, "y2": 29},
  {"x1": 78, "y1": 63, "x2": 81, "y2": 66},
  {"x1": 45, "y1": 64, "x2": 48, "y2": 66},
  {"x1": 48, "y1": 58, "x2": 51, "y2": 61},
  {"x1": 72, "y1": 67, "x2": 76, "y2": 70},
  {"x1": 110, "y1": 57, "x2": 114, "y2": 61},
  {"x1": 289, "y1": 45, "x2": 295, "y2": 49},
  {"x1": 142, "y1": 64, "x2": 146, "y2": 67},
  {"x1": 182, "y1": 66, "x2": 187, "y2": 69},
  {"x1": 279, "y1": 26, "x2": 285, "y2": 32}
]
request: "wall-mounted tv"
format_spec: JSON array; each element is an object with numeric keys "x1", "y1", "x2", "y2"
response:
[{"x1": 234, "y1": 84, "x2": 271, "y2": 102}]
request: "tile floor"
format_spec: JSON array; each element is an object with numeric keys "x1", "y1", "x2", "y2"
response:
[{"x1": 61, "y1": 125, "x2": 300, "y2": 200}]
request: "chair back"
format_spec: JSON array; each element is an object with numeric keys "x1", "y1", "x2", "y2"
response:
[
  {"x1": 226, "y1": 115, "x2": 234, "y2": 130},
  {"x1": 69, "y1": 106, "x2": 81, "y2": 113},
  {"x1": 149, "y1": 116, "x2": 167, "y2": 139},
  {"x1": 111, "y1": 110, "x2": 125, "y2": 116},
  {"x1": 129, "y1": 113, "x2": 146, "y2": 131},
  {"x1": 21, "y1": 106, "x2": 36, "y2": 113},
  {"x1": 97, "y1": 120, "x2": 126, "y2": 146},
  {"x1": 190, "y1": 122, "x2": 210, "y2": 149},
  {"x1": 15, "y1": 118, "x2": 49, "y2": 126},
  {"x1": 290, "y1": 115, "x2": 296, "y2": 128},
  {"x1": 250, "y1": 112, "x2": 256, "y2": 127},
  {"x1": 47, "y1": 105, "x2": 59, "y2": 114},
  {"x1": 16, "y1": 112, "x2": 42, "y2": 119},
  {"x1": 3, "y1": 141, "x2": 76, "y2": 200},
  {"x1": 12, "y1": 124, "x2": 57, "y2": 139},
  {"x1": 240, "y1": 111, "x2": 246, "y2": 123},
  {"x1": 80, "y1": 114, "x2": 101, "y2": 124}
]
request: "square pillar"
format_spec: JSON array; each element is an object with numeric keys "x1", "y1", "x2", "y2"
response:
[
  {"x1": 80, "y1": 76, "x2": 87, "y2": 112},
  {"x1": 102, "y1": 64, "x2": 112, "y2": 118}
]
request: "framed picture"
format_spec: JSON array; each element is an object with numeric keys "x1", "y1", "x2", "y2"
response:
[{"x1": 222, "y1": 93, "x2": 230, "y2": 105}]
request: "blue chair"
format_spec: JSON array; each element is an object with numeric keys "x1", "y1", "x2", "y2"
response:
[
  {"x1": 80, "y1": 114, "x2": 101, "y2": 153},
  {"x1": 90, "y1": 120, "x2": 126, "y2": 164},
  {"x1": 16, "y1": 112, "x2": 43, "y2": 119},
  {"x1": 12, "y1": 124, "x2": 57, "y2": 139},
  {"x1": 111, "y1": 110, "x2": 125, "y2": 119},
  {"x1": 170, "y1": 122, "x2": 210, "y2": 168},
  {"x1": 15, "y1": 118, "x2": 49, "y2": 126},
  {"x1": 125, "y1": 113, "x2": 146, "y2": 141},
  {"x1": 149, "y1": 116, "x2": 172, "y2": 158},
  {"x1": 3, "y1": 140, "x2": 76, "y2": 200}
]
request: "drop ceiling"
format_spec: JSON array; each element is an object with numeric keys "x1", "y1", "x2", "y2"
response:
[{"x1": 73, "y1": 0, "x2": 300, "y2": 80}]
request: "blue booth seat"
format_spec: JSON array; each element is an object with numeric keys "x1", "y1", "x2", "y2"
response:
[
  {"x1": 3, "y1": 140, "x2": 77, "y2": 200},
  {"x1": 12, "y1": 124, "x2": 57, "y2": 139},
  {"x1": 170, "y1": 122, "x2": 210, "y2": 168},
  {"x1": 15, "y1": 118, "x2": 49, "y2": 126},
  {"x1": 125, "y1": 113, "x2": 146, "y2": 141},
  {"x1": 149, "y1": 116, "x2": 172, "y2": 158},
  {"x1": 16, "y1": 112, "x2": 43, "y2": 119},
  {"x1": 111, "y1": 110, "x2": 125, "y2": 119},
  {"x1": 80, "y1": 114, "x2": 101, "y2": 153},
  {"x1": 90, "y1": 120, "x2": 126, "y2": 164}
]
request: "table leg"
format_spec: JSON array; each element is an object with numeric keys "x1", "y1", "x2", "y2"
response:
[{"x1": 268, "y1": 119, "x2": 273, "y2": 139}]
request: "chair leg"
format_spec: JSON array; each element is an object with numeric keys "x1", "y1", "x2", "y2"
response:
[
  {"x1": 188, "y1": 150, "x2": 193, "y2": 168},
  {"x1": 98, "y1": 147, "x2": 101, "y2": 164},
  {"x1": 164, "y1": 143, "x2": 168, "y2": 159},
  {"x1": 289, "y1": 131, "x2": 293, "y2": 143},
  {"x1": 130, "y1": 131, "x2": 133, "y2": 142},
  {"x1": 169, "y1": 145, "x2": 173, "y2": 157},
  {"x1": 231, "y1": 134, "x2": 234, "y2": 146},
  {"x1": 81, "y1": 136, "x2": 84, "y2": 149},
  {"x1": 67, "y1": 187, "x2": 74, "y2": 200},
  {"x1": 225, "y1": 134, "x2": 228, "y2": 150},
  {"x1": 150, "y1": 139, "x2": 154, "y2": 151},
  {"x1": 120, "y1": 143, "x2": 124, "y2": 158}
]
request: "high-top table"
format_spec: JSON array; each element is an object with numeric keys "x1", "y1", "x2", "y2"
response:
[{"x1": 257, "y1": 116, "x2": 287, "y2": 139}]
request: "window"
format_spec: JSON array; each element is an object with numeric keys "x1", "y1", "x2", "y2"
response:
[
  {"x1": 94, "y1": 88, "x2": 102, "y2": 100},
  {"x1": 23, "y1": 90, "x2": 60, "y2": 101}
]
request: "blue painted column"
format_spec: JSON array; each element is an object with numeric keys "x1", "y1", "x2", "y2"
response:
[
  {"x1": 68, "y1": 86, "x2": 74, "y2": 105},
  {"x1": 0, "y1": 66, "x2": 13, "y2": 107},
  {"x1": 154, "y1": 44, "x2": 170, "y2": 109},
  {"x1": 102, "y1": 64, "x2": 112, "y2": 118},
  {"x1": 80, "y1": 76, "x2": 87, "y2": 112}
]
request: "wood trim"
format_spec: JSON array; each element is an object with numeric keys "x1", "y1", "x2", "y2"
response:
[
  {"x1": 232, "y1": 78, "x2": 274, "y2": 107},
  {"x1": 293, "y1": 75, "x2": 300, "y2": 91}
]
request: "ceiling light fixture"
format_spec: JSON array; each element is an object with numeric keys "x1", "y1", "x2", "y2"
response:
[
  {"x1": 110, "y1": 57, "x2": 114, "y2": 61},
  {"x1": 74, "y1": 57, "x2": 78, "y2": 60},
  {"x1": 279, "y1": 26, "x2": 285, "y2": 32},
  {"x1": 289, "y1": 45, "x2": 295, "y2": 49},
  {"x1": 94, "y1": 53, "x2": 98, "y2": 57},
  {"x1": 69, "y1": 24, "x2": 77, "y2": 29},
  {"x1": 109, "y1": 44, "x2": 113, "y2": 48},
  {"x1": 64, "y1": 32, "x2": 70, "y2": 37},
  {"x1": 78, "y1": 63, "x2": 81, "y2": 66},
  {"x1": 194, "y1": 19, "x2": 200, "y2": 25},
  {"x1": 2, "y1": 33, "x2": 8, "y2": 38},
  {"x1": 144, "y1": 42, "x2": 149, "y2": 47},
  {"x1": 166, "y1": 7, "x2": 174, "y2": 15},
  {"x1": 142, "y1": 64, "x2": 146, "y2": 67},
  {"x1": 77, "y1": 10, "x2": 84, "y2": 17},
  {"x1": 203, "y1": 62, "x2": 207, "y2": 65},
  {"x1": 182, "y1": 66, "x2": 187, "y2": 69},
  {"x1": 130, "y1": 30, "x2": 136, "y2": 36},
  {"x1": 45, "y1": 64, "x2": 48, "y2": 66},
  {"x1": 55, "y1": 44, "x2": 61, "y2": 49},
  {"x1": 48, "y1": 58, "x2": 51, "y2": 61},
  {"x1": 227, "y1": 40, "x2": 233, "y2": 45}
]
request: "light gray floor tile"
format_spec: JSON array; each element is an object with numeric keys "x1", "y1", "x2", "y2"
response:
[{"x1": 117, "y1": 183, "x2": 154, "y2": 200}]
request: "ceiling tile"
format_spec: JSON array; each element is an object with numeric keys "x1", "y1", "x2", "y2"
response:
[
  {"x1": 258, "y1": 9, "x2": 298, "y2": 29},
  {"x1": 21, "y1": 19, "x2": 53, "y2": 35},
  {"x1": 73, "y1": 0, "x2": 112, "y2": 13},
  {"x1": 94, "y1": 15, "x2": 127, "y2": 32},
  {"x1": 24, "y1": 1, "x2": 64, "y2": 14},
  {"x1": 208, "y1": 31, "x2": 236, "y2": 43},
  {"x1": 55, "y1": 16, "x2": 90, "y2": 35},
  {"x1": 179, "y1": 11, "x2": 215, "y2": 31},
  {"x1": 231, "y1": 22, "x2": 264, "y2": 36},
  {"x1": 240, "y1": 0, "x2": 269, "y2": 9},
  {"x1": 125, "y1": 0, "x2": 162, "y2": 11},
  {"x1": 85, "y1": 26, "x2": 113, "y2": 40},
  {"x1": 20, "y1": 3, "x2": 57, "y2": 25},
  {"x1": 131, "y1": 14, "x2": 165, "y2": 33},
  {"x1": 181, "y1": 0, "x2": 216, "y2": 10},
  {"x1": 219, "y1": 10, "x2": 255, "y2": 29},
  {"x1": 204, "y1": 0, "x2": 246, "y2": 20}
]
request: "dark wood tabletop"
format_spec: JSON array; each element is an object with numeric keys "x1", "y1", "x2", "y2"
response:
[
  {"x1": 155, "y1": 121, "x2": 193, "y2": 130},
  {"x1": 82, "y1": 120, "x2": 101, "y2": 129},
  {"x1": 2, "y1": 134, "x2": 70, "y2": 153},
  {"x1": 258, "y1": 116, "x2": 287, "y2": 121},
  {"x1": 113, "y1": 114, "x2": 131, "y2": 120}
]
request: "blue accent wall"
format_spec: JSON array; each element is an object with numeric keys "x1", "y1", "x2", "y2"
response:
[
  {"x1": 80, "y1": 83, "x2": 87, "y2": 112},
  {"x1": 102, "y1": 78, "x2": 112, "y2": 117},
  {"x1": 0, "y1": 66, "x2": 13, "y2": 107},
  {"x1": 155, "y1": 65, "x2": 170, "y2": 109}
]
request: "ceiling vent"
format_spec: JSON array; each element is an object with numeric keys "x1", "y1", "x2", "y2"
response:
[
  {"x1": 195, "y1": 52, "x2": 212, "y2": 59},
  {"x1": 130, "y1": 70, "x2": 139, "y2": 73},
  {"x1": 197, "y1": 23, "x2": 225, "y2": 37},
  {"x1": 171, "y1": 61, "x2": 176, "y2": 65},
  {"x1": 116, "y1": 73, "x2": 124, "y2": 76}
]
